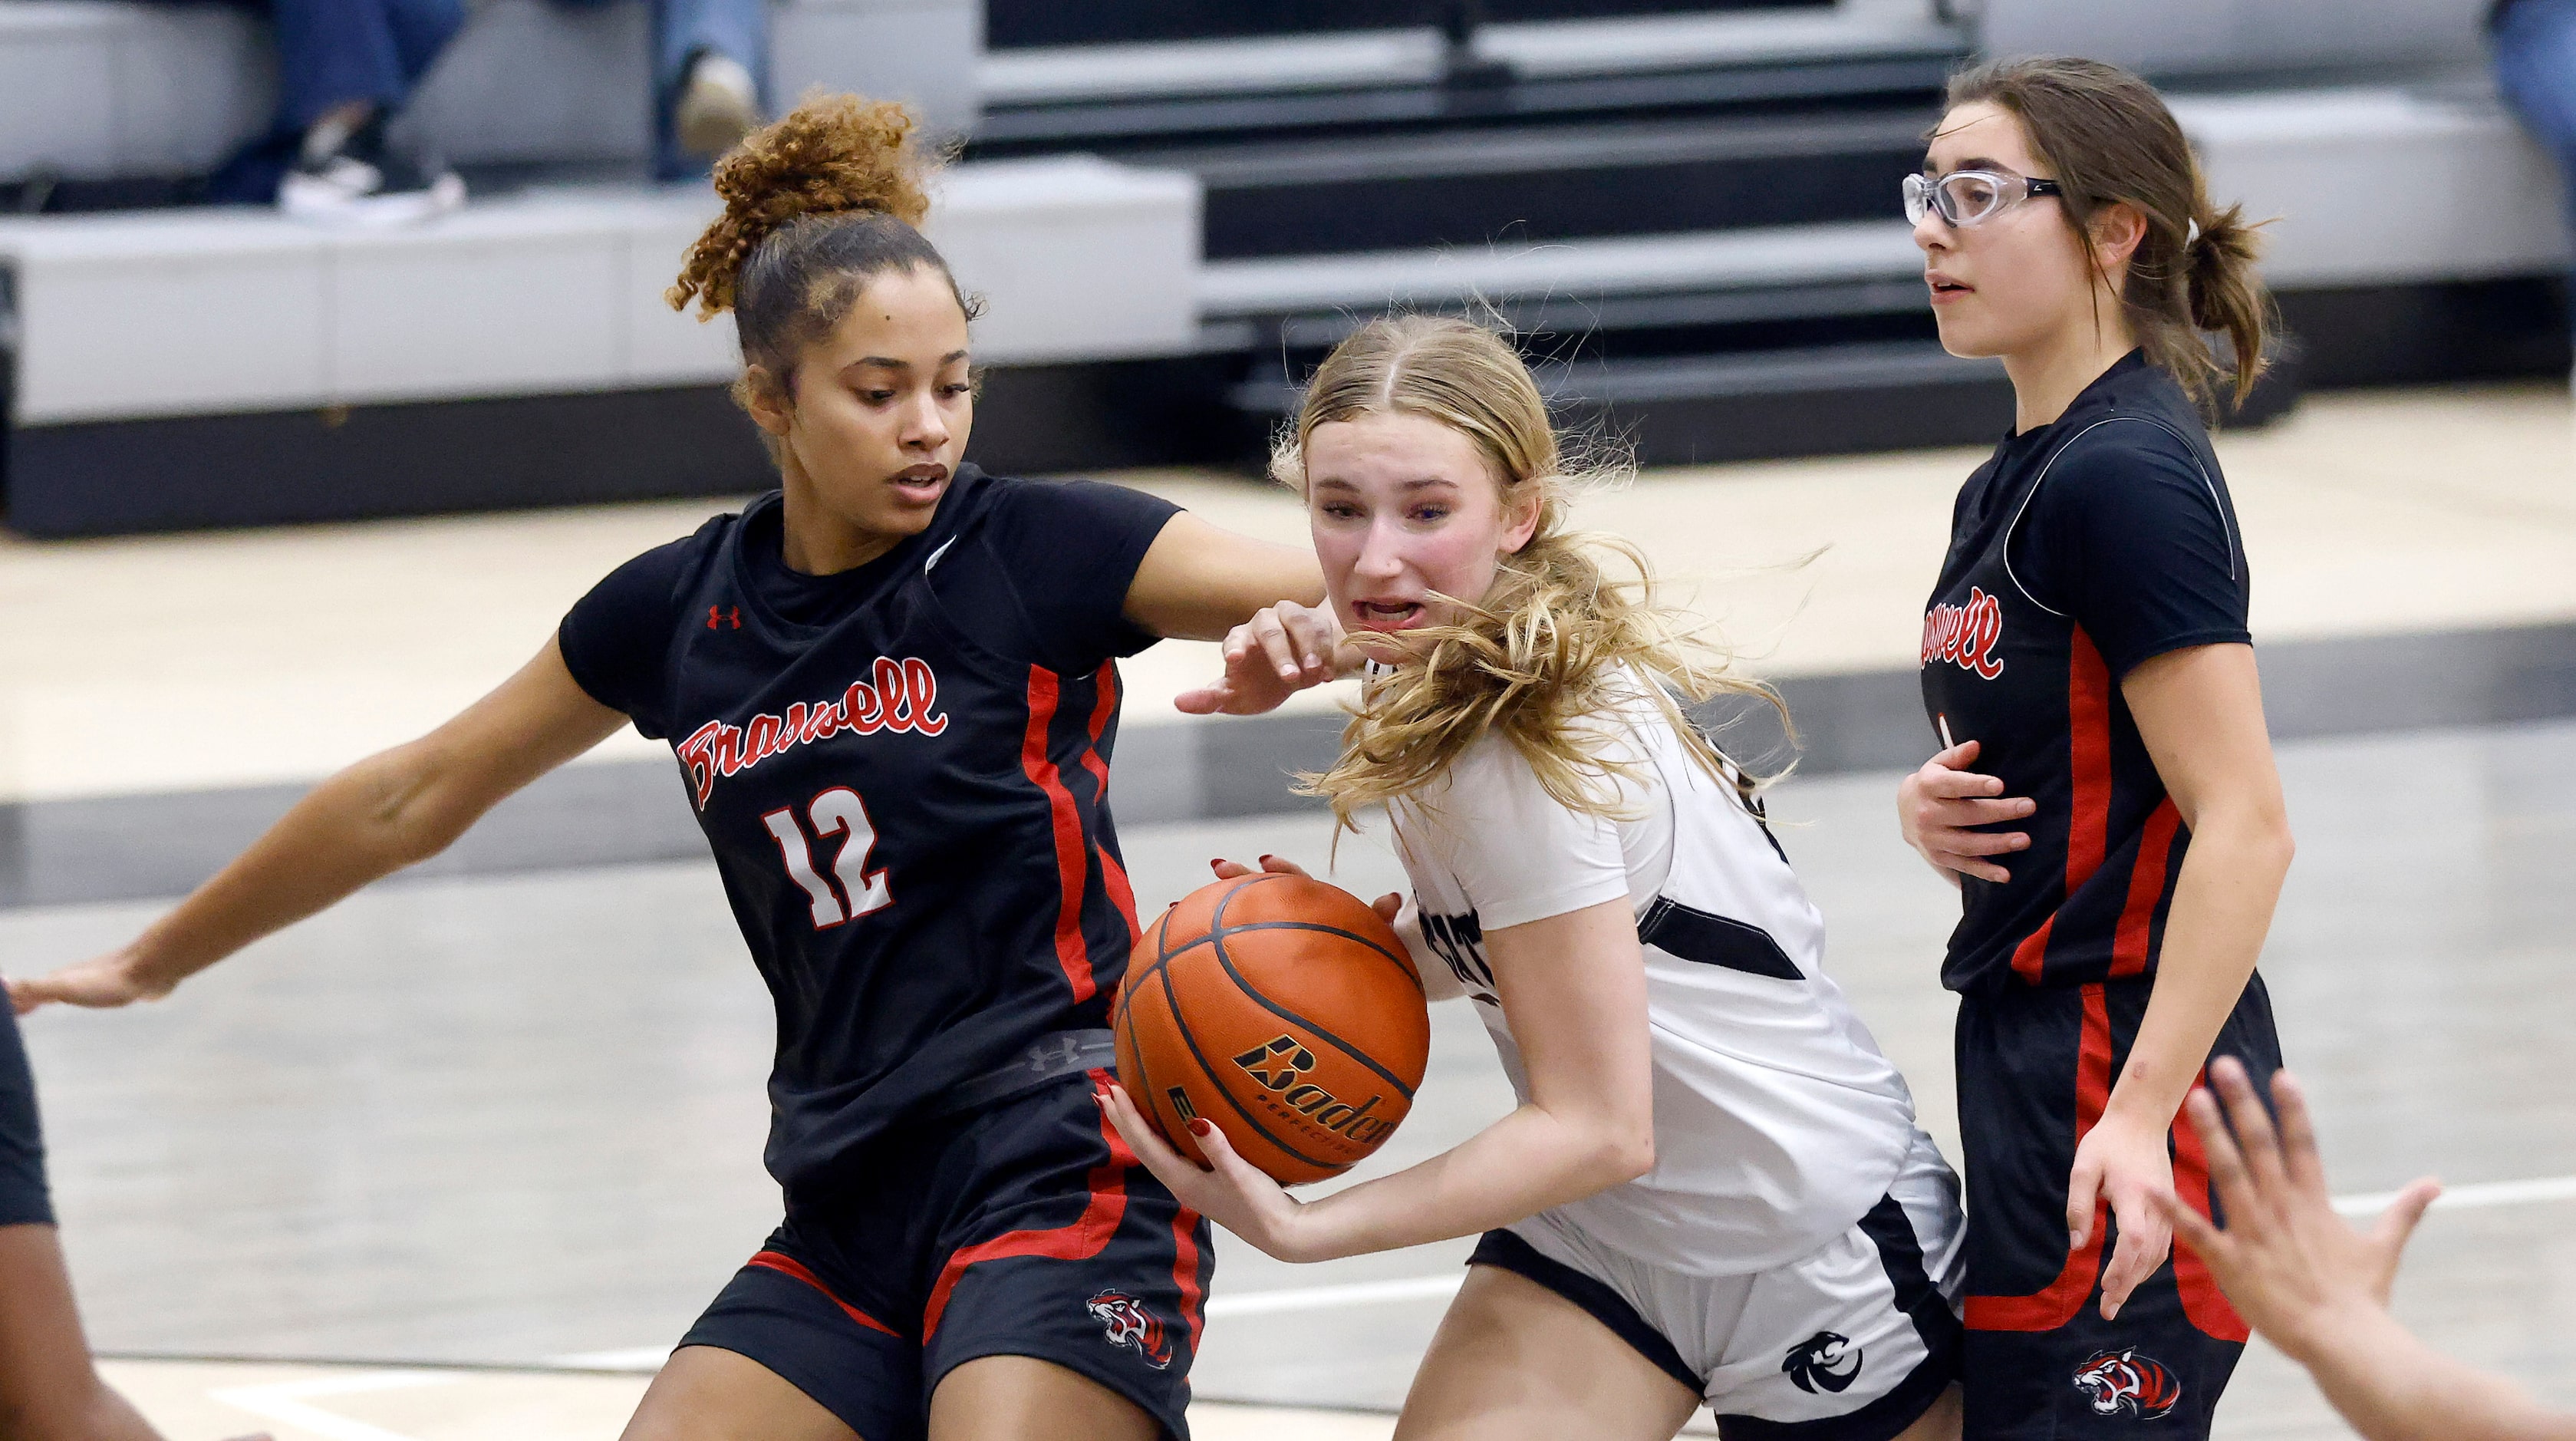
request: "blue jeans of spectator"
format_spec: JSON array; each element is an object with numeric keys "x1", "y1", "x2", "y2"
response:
[
  {"x1": 199, "y1": 0, "x2": 467, "y2": 201},
  {"x1": 2493, "y1": 0, "x2": 2576, "y2": 342},
  {"x1": 556, "y1": 0, "x2": 771, "y2": 181},
  {"x1": 262, "y1": 0, "x2": 466, "y2": 131}
]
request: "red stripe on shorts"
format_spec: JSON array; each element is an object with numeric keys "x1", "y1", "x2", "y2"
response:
[
  {"x1": 921, "y1": 1070, "x2": 1136, "y2": 1341},
  {"x1": 1965, "y1": 982, "x2": 2114, "y2": 1331},
  {"x1": 746, "y1": 1250, "x2": 904, "y2": 1338},
  {"x1": 1170, "y1": 1207, "x2": 1206, "y2": 1354},
  {"x1": 2168, "y1": 1079, "x2": 2253, "y2": 1342}
]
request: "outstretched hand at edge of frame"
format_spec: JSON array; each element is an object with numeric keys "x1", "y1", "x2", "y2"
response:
[{"x1": 2154, "y1": 1058, "x2": 2438, "y2": 1365}]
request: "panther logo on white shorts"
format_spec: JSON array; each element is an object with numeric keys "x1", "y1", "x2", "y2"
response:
[{"x1": 1782, "y1": 1331, "x2": 1863, "y2": 1394}]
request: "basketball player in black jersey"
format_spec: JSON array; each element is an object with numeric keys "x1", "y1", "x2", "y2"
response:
[
  {"x1": 1896, "y1": 59, "x2": 2293, "y2": 1438},
  {"x1": 8, "y1": 96, "x2": 1323, "y2": 1441}
]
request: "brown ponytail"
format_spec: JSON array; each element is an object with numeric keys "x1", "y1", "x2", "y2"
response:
[
  {"x1": 1946, "y1": 57, "x2": 2275, "y2": 413},
  {"x1": 2184, "y1": 199, "x2": 2268, "y2": 394},
  {"x1": 667, "y1": 93, "x2": 970, "y2": 410}
]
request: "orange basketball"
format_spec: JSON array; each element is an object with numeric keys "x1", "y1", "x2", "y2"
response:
[{"x1": 1113, "y1": 872, "x2": 1430, "y2": 1185}]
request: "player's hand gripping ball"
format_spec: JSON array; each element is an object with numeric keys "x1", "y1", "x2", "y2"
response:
[{"x1": 1112, "y1": 872, "x2": 1430, "y2": 1185}]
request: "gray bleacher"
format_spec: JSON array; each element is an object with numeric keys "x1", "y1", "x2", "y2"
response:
[
  {"x1": 0, "y1": 0, "x2": 977, "y2": 179},
  {"x1": 0, "y1": 0, "x2": 2564, "y2": 537}
]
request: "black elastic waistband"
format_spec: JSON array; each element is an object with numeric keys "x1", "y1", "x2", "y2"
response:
[{"x1": 931, "y1": 1029, "x2": 1118, "y2": 1120}]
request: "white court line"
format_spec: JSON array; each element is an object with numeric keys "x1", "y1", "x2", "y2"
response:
[
  {"x1": 2331, "y1": 1173, "x2": 2576, "y2": 1217},
  {"x1": 546, "y1": 1345, "x2": 670, "y2": 1371},
  {"x1": 208, "y1": 1370, "x2": 456, "y2": 1441},
  {"x1": 1204, "y1": 1273, "x2": 1466, "y2": 1317}
]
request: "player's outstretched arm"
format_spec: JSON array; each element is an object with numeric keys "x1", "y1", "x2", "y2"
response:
[
  {"x1": 7, "y1": 639, "x2": 629, "y2": 1016},
  {"x1": 2156, "y1": 1060, "x2": 2571, "y2": 1441},
  {"x1": 1121, "y1": 512, "x2": 1325, "y2": 643}
]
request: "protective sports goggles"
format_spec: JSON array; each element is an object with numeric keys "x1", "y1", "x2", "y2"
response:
[{"x1": 1903, "y1": 169, "x2": 2066, "y2": 227}]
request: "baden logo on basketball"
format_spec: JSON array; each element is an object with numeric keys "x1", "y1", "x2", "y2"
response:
[
  {"x1": 1114, "y1": 872, "x2": 1429, "y2": 1184},
  {"x1": 1230, "y1": 1034, "x2": 1398, "y2": 1146}
]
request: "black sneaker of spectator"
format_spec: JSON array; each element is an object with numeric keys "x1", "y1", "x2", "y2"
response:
[{"x1": 280, "y1": 110, "x2": 465, "y2": 226}]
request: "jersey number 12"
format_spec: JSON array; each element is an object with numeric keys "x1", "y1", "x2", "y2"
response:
[{"x1": 762, "y1": 786, "x2": 893, "y2": 928}]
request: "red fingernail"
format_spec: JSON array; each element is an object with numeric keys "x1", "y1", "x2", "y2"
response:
[{"x1": 1189, "y1": 1119, "x2": 1214, "y2": 1136}]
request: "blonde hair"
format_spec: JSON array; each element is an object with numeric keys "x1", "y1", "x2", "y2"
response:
[{"x1": 1276, "y1": 315, "x2": 1784, "y2": 827}]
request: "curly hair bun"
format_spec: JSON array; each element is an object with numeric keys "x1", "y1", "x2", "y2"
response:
[{"x1": 669, "y1": 92, "x2": 936, "y2": 318}]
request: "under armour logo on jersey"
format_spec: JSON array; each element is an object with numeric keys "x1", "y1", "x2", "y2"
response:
[
  {"x1": 1783, "y1": 1332, "x2": 1863, "y2": 1394},
  {"x1": 707, "y1": 605, "x2": 742, "y2": 630}
]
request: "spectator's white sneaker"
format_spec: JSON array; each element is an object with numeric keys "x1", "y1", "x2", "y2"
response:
[
  {"x1": 677, "y1": 52, "x2": 760, "y2": 159},
  {"x1": 280, "y1": 117, "x2": 465, "y2": 227}
]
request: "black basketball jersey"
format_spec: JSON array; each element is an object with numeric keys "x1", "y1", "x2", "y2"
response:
[
  {"x1": 559, "y1": 468, "x2": 1178, "y2": 1194},
  {"x1": 1919, "y1": 352, "x2": 2252, "y2": 994}
]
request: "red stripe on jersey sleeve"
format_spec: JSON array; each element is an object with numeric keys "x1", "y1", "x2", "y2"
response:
[
  {"x1": 746, "y1": 1250, "x2": 904, "y2": 1338},
  {"x1": 1023, "y1": 668, "x2": 1097, "y2": 1003},
  {"x1": 921, "y1": 1070, "x2": 1135, "y2": 1340},
  {"x1": 1965, "y1": 981, "x2": 2116, "y2": 1331},
  {"x1": 2110, "y1": 800, "x2": 2182, "y2": 978}
]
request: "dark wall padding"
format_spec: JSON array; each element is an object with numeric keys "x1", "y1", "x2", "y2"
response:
[{"x1": 988, "y1": 0, "x2": 1827, "y2": 50}]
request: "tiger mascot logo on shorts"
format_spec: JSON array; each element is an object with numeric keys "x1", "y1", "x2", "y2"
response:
[
  {"x1": 1085, "y1": 1290, "x2": 1174, "y2": 1370},
  {"x1": 2072, "y1": 1348, "x2": 2182, "y2": 1419}
]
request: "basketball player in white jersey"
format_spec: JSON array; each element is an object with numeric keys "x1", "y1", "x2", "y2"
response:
[{"x1": 1102, "y1": 315, "x2": 1965, "y2": 1441}]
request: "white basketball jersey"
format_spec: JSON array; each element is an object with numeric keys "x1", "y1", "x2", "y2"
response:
[{"x1": 1388, "y1": 668, "x2": 1923, "y2": 1274}]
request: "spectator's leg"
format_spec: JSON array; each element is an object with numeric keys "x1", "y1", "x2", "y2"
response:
[
  {"x1": 654, "y1": 0, "x2": 770, "y2": 178},
  {"x1": 381, "y1": 0, "x2": 469, "y2": 90},
  {"x1": 2492, "y1": 0, "x2": 2576, "y2": 361},
  {"x1": 264, "y1": 0, "x2": 411, "y2": 132}
]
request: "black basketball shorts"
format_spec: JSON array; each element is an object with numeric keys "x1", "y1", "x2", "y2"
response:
[
  {"x1": 679, "y1": 1068, "x2": 1213, "y2": 1441},
  {"x1": 1955, "y1": 973, "x2": 2282, "y2": 1439},
  {"x1": 0, "y1": 1003, "x2": 53, "y2": 1229}
]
